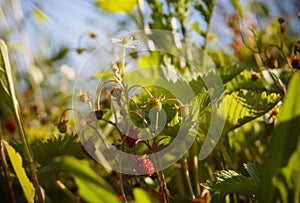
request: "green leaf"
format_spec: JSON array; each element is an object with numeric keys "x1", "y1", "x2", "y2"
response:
[
  {"x1": 0, "y1": 39, "x2": 27, "y2": 133},
  {"x1": 0, "y1": 39, "x2": 14, "y2": 109},
  {"x1": 92, "y1": 70, "x2": 113, "y2": 79},
  {"x1": 1, "y1": 39, "x2": 42, "y2": 202},
  {"x1": 218, "y1": 63, "x2": 245, "y2": 84},
  {"x1": 250, "y1": 1, "x2": 269, "y2": 17},
  {"x1": 225, "y1": 70, "x2": 267, "y2": 93},
  {"x1": 201, "y1": 170, "x2": 257, "y2": 195},
  {"x1": 272, "y1": 138, "x2": 300, "y2": 203},
  {"x1": 259, "y1": 72, "x2": 300, "y2": 203},
  {"x1": 32, "y1": 134, "x2": 84, "y2": 166},
  {"x1": 129, "y1": 188, "x2": 160, "y2": 203},
  {"x1": 200, "y1": 90, "x2": 281, "y2": 135},
  {"x1": 138, "y1": 51, "x2": 163, "y2": 68},
  {"x1": 4, "y1": 142, "x2": 35, "y2": 203},
  {"x1": 33, "y1": 8, "x2": 49, "y2": 22},
  {"x1": 46, "y1": 156, "x2": 121, "y2": 203},
  {"x1": 95, "y1": 0, "x2": 137, "y2": 12},
  {"x1": 244, "y1": 161, "x2": 260, "y2": 186},
  {"x1": 192, "y1": 22, "x2": 204, "y2": 36},
  {"x1": 230, "y1": 0, "x2": 243, "y2": 16}
]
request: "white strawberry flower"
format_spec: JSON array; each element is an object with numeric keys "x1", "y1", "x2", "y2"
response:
[{"x1": 111, "y1": 36, "x2": 140, "y2": 48}]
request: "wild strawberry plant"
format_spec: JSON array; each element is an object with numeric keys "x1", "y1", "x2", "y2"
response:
[{"x1": 0, "y1": 1, "x2": 300, "y2": 203}]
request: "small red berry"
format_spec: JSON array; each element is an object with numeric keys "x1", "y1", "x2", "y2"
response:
[
  {"x1": 118, "y1": 193, "x2": 125, "y2": 201},
  {"x1": 135, "y1": 156, "x2": 155, "y2": 176},
  {"x1": 5, "y1": 119, "x2": 17, "y2": 133}
]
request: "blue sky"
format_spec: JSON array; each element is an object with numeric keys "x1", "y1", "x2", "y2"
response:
[{"x1": 1, "y1": 0, "x2": 298, "y2": 74}]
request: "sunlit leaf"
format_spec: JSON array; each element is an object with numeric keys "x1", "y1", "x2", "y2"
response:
[
  {"x1": 138, "y1": 51, "x2": 162, "y2": 68},
  {"x1": 259, "y1": 72, "x2": 300, "y2": 203},
  {"x1": 200, "y1": 90, "x2": 280, "y2": 135},
  {"x1": 95, "y1": 0, "x2": 137, "y2": 12},
  {"x1": 4, "y1": 142, "x2": 35, "y2": 203},
  {"x1": 201, "y1": 170, "x2": 257, "y2": 195},
  {"x1": 225, "y1": 70, "x2": 267, "y2": 93}
]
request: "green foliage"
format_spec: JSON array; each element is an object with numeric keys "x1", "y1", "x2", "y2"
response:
[
  {"x1": 0, "y1": 39, "x2": 16, "y2": 109},
  {"x1": 3, "y1": 141, "x2": 35, "y2": 203},
  {"x1": 200, "y1": 89, "x2": 281, "y2": 135},
  {"x1": 31, "y1": 134, "x2": 84, "y2": 166},
  {"x1": 42, "y1": 156, "x2": 122, "y2": 203},
  {"x1": 201, "y1": 170, "x2": 257, "y2": 195},
  {"x1": 95, "y1": 0, "x2": 137, "y2": 12},
  {"x1": 1, "y1": 1, "x2": 299, "y2": 202},
  {"x1": 0, "y1": 39, "x2": 43, "y2": 201},
  {"x1": 218, "y1": 63, "x2": 245, "y2": 84},
  {"x1": 129, "y1": 188, "x2": 160, "y2": 203},
  {"x1": 224, "y1": 70, "x2": 267, "y2": 93},
  {"x1": 244, "y1": 161, "x2": 260, "y2": 186},
  {"x1": 259, "y1": 72, "x2": 300, "y2": 203},
  {"x1": 32, "y1": 8, "x2": 49, "y2": 22},
  {"x1": 147, "y1": 0, "x2": 171, "y2": 30}
]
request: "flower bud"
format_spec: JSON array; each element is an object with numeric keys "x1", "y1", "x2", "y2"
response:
[
  {"x1": 251, "y1": 70, "x2": 261, "y2": 81},
  {"x1": 56, "y1": 119, "x2": 68, "y2": 133},
  {"x1": 77, "y1": 90, "x2": 90, "y2": 103}
]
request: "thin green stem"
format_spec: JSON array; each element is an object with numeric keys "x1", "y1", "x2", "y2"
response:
[
  {"x1": 15, "y1": 111, "x2": 44, "y2": 202},
  {"x1": 119, "y1": 139, "x2": 128, "y2": 203},
  {"x1": 152, "y1": 111, "x2": 169, "y2": 203},
  {"x1": 137, "y1": 0, "x2": 146, "y2": 30},
  {"x1": 267, "y1": 69, "x2": 286, "y2": 95},
  {"x1": 202, "y1": 0, "x2": 216, "y2": 52},
  {"x1": 184, "y1": 157, "x2": 195, "y2": 199},
  {"x1": 128, "y1": 84, "x2": 153, "y2": 98},
  {"x1": 121, "y1": 47, "x2": 126, "y2": 78},
  {"x1": 0, "y1": 39, "x2": 44, "y2": 202},
  {"x1": 193, "y1": 143, "x2": 201, "y2": 197},
  {"x1": 163, "y1": 98, "x2": 184, "y2": 106},
  {"x1": 96, "y1": 79, "x2": 117, "y2": 110},
  {"x1": 119, "y1": 171, "x2": 128, "y2": 203},
  {"x1": 59, "y1": 107, "x2": 82, "y2": 123}
]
